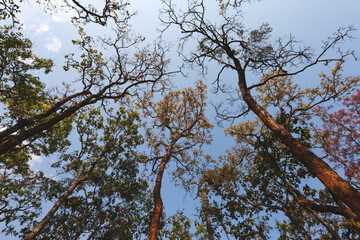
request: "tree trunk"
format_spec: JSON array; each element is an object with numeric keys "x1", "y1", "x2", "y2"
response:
[
  {"x1": 25, "y1": 176, "x2": 87, "y2": 240},
  {"x1": 0, "y1": 96, "x2": 98, "y2": 156},
  {"x1": 148, "y1": 153, "x2": 171, "y2": 240},
  {"x1": 25, "y1": 145, "x2": 107, "y2": 239},
  {"x1": 222, "y1": 45, "x2": 360, "y2": 217},
  {"x1": 233, "y1": 64, "x2": 360, "y2": 217},
  {"x1": 199, "y1": 188, "x2": 215, "y2": 240}
]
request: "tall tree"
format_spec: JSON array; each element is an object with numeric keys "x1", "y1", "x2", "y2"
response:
[
  {"x1": 192, "y1": 70, "x2": 360, "y2": 239},
  {"x1": 161, "y1": 0, "x2": 360, "y2": 216},
  {"x1": 0, "y1": 0, "x2": 169, "y2": 158},
  {"x1": 24, "y1": 106, "x2": 150, "y2": 239},
  {"x1": 136, "y1": 80, "x2": 213, "y2": 240},
  {"x1": 0, "y1": 1, "x2": 169, "y2": 237}
]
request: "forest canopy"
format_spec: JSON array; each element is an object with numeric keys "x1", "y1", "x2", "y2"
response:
[{"x1": 0, "y1": 0, "x2": 359, "y2": 239}]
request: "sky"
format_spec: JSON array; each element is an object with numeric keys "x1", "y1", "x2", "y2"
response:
[{"x1": 2, "y1": 0, "x2": 360, "y2": 239}]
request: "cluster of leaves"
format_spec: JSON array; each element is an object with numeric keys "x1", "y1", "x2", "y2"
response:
[
  {"x1": 315, "y1": 89, "x2": 360, "y2": 187},
  {"x1": 0, "y1": 26, "x2": 72, "y2": 172},
  {"x1": 159, "y1": 211, "x2": 209, "y2": 240},
  {"x1": 138, "y1": 80, "x2": 213, "y2": 164}
]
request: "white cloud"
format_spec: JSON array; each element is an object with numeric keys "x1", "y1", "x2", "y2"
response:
[
  {"x1": 51, "y1": 14, "x2": 69, "y2": 23},
  {"x1": 29, "y1": 155, "x2": 43, "y2": 168},
  {"x1": 35, "y1": 23, "x2": 50, "y2": 35},
  {"x1": 49, "y1": 174, "x2": 56, "y2": 180},
  {"x1": 21, "y1": 58, "x2": 34, "y2": 65},
  {"x1": 46, "y1": 35, "x2": 62, "y2": 52},
  {"x1": 23, "y1": 23, "x2": 50, "y2": 35}
]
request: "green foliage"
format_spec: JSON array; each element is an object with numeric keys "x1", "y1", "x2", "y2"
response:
[
  {"x1": 160, "y1": 212, "x2": 208, "y2": 240},
  {"x1": 0, "y1": 27, "x2": 72, "y2": 173},
  {"x1": 162, "y1": 212, "x2": 192, "y2": 240},
  {"x1": 0, "y1": 27, "x2": 53, "y2": 119},
  {"x1": 26, "y1": 106, "x2": 150, "y2": 239},
  {"x1": 0, "y1": 170, "x2": 44, "y2": 236}
]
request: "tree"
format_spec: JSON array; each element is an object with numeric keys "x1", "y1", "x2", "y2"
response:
[
  {"x1": 1, "y1": 0, "x2": 129, "y2": 26},
  {"x1": 0, "y1": 26, "x2": 72, "y2": 172},
  {"x1": 189, "y1": 69, "x2": 360, "y2": 238},
  {"x1": 136, "y1": 80, "x2": 213, "y2": 239},
  {"x1": 0, "y1": 25, "x2": 72, "y2": 237},
  {"x1": 161, "y1": 0, "x2": 360, "y2": 217},
  {"x1": 23, "y1": 106, "x2": 149, "y2": 239},
  {"x1": 205, "y1": 118, "x2": 355, "y2": 238},
  {"x1": 0, "y1": 0, "x2": 169, "y2": 158},
  {"x1": 0, "y1": 1, "x2": 169, "y2": 238}
]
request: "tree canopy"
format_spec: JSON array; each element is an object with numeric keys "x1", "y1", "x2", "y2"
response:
[{"x1": 0, "y1": 0, "x2": 360, "y2": 239}]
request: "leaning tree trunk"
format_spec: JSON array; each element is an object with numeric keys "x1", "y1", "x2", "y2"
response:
[
  {"x1": 25, "y1": 146, "x2": 107, "y2": 240},
  {"x1": 226, "y1": 48, "x2": 360, "y2": 217},
  {"x1": 25, "y1": 175, "x2": 87, "y2": 240}
]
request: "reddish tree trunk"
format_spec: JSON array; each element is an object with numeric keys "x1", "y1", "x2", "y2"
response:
[
  {"x1": 223, "y1": 46, "x2": 360, "y2": 217},
  {"x1": 235, "y1": 66, "x2": 360, "y2": 217},
  {"x1": 148, "y1": 153, "x2": 171, "y2": 240}
]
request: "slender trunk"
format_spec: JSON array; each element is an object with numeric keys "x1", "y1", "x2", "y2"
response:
[
  {"x1": 25, "y1": 145, "x2": 107, "y2": 239},
  {"x1": 72, "y1": 222, "x2": 82, "y2": 240},
  {"x1": 199, "y1": 188, "x2": 215, "y2": 240},
  {"x1": 226, "y1": 49, "x2": 360, "y2": 217},
  {"x1": 219, "y1": 221, "x2": 231, "y2": 240},
  {"x1": 148, "y1": 153, "x2": 171, "y2": 240},
  {"x1": 25, "y1": 175, "x2": 87, "y2": 240}
]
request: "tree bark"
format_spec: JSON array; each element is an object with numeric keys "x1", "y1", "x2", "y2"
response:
[
  {"x1": 148, "y1": 151, "x2": 171, "y2": 240},
  {"x1": 25, "y1": 175, "x2": 87, "y2": 240},
  {"x1": 0, "y1": 92, "x2": 99, "y2": 157},
  {"x1": 199, "y1": 188, "x2": 215, "y2": 240},
  {"x1": 25, "y1": 145, "x2": 107, "y2": 239},
  {"x1": 225, "y1": 47, "x2": 360, "y2": 217}
]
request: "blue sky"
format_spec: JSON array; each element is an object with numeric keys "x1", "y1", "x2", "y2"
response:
[{"x1": 2, "y1": 0, "x2": 360, "y2": 239}]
